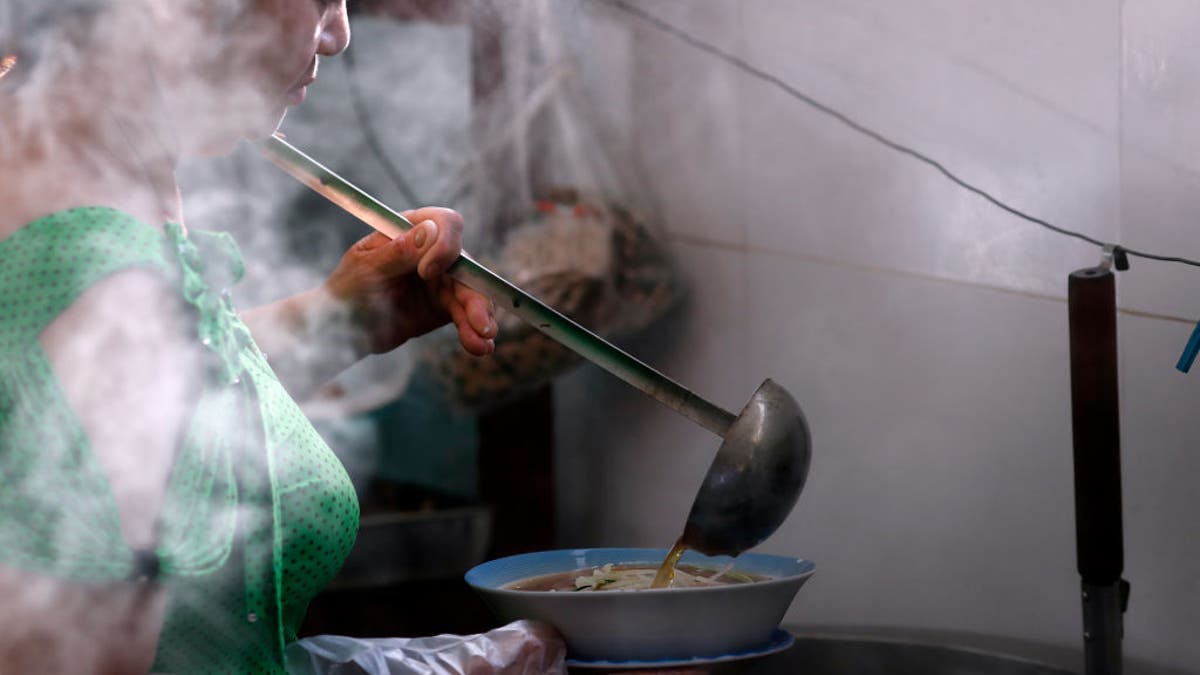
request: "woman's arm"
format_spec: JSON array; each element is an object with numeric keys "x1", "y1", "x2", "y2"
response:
[
  {"x1": 238, "y1": 284, "x2": 364, "y2": 399},
  {"x1": 241, "y1": 208, "x2": 498, "y2": 399}
]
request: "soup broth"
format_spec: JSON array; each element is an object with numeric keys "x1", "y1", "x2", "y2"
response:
[
  {"x1": 652, "y1": 539, "x2": 688, "y2": 588},
  {"x1": 505, "y1": 563, "x2": 769, "y2": 592}
]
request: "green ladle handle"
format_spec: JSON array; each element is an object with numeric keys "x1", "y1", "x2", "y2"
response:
[{"x1": 257, "y1": 135, "x2": 737, "y2": 437}]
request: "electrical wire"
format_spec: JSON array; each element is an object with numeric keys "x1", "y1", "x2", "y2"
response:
[
  {"x1": 599, "y1": 0, "x2": 1200, "y2": 271},
  {"x1": 342, "y1": 41, "x2": 424, "y2": 208}
]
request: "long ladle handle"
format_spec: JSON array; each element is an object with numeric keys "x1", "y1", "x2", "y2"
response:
[{"x1": 257, "y1": 135, "x2": 737, "y2": 437}]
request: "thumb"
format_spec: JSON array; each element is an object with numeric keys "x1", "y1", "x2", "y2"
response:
[
  {"x1": 351, "y1": 231, "x2": 393, "y2": 254},
  {"x1": 369, "y1": 219, "x2": 437, "y2": 275}
]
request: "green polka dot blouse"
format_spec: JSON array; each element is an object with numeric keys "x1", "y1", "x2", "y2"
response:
[{"x1": 0, "y1": 207, "x2": 360, "y2": 673}]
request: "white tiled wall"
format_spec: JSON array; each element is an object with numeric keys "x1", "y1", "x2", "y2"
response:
[{"x1": 556, "y1": 2, "x2": 1200, "y2": 672}]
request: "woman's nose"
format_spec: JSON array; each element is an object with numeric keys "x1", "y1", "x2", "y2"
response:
[{"x1": 318, "y1": 3, "x2": 350, "y2": 56}]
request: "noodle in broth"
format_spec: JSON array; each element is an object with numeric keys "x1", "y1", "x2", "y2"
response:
[{"x1": 505, "y1": 562, "x2": 766, "y2": 592}]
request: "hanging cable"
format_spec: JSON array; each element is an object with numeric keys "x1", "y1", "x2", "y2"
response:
[
  {"x1": 342, "y1": 41, "x2": 424, "y2": 208},
  {"x1": 598, "y1": 0, "x2": 1200, "y2": 271}
]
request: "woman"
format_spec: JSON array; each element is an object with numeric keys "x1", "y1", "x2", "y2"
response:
[{"x1": 0, "y1": 1, "x2": 562, "y2": 672}]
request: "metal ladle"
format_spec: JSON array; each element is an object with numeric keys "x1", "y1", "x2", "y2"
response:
[{"x1": 256, "y1": 136, "x2": 811, "y2": 557}]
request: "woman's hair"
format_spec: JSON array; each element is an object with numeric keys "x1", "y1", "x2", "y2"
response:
[
  {"x1": 0, "y1": 0, "x2": 250, "y2": 92},
  {"x1": 0, "y1": 1, "x2": 111, "y2": 90}
]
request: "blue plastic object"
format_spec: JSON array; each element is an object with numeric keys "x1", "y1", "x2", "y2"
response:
[{"x1": 1176, "y1": 320, "x2": 1200, "y2": 374}]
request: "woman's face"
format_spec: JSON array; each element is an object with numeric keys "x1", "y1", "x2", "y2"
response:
[{"x1": 161, "y1": 0, "x2": 350, "y2": 154}]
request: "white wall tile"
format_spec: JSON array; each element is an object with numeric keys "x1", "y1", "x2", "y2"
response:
[
  {"x1": 1117, "y1": 150, "x2": 1200, "y2": 322},
  {"x1": 1120, "y1": 0, "x2": 1200, "y2": 324},
  {"x1": 623, "y1": 2, "x2": 747, "y2": 245},
  {"x1": 558, "y1": 4, "x2": 1200, "y2": 672},
  {"x1": 745, "y1": 252, "x2": 1079, "y2": 644},
  {"x1": 1120, "y1": 315, "x2": 1200, "y2": 669},
  {"x1": 1123, "y1": 0, "x2": 1200, "y2": 176},
  {"x1": 555, "y1": 241, "x2": 755, "y2": 546},
  {"x1": 739, "y1": 0, "x2": 1120, "y2": 296}
]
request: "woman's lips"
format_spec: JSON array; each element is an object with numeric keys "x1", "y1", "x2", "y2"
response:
[
  {"x1": 286, "y1": 84, "x2": 309, "y2": 105},
  {"x1": 287, "y1": 63, "x2": 318, "y2": 106}
]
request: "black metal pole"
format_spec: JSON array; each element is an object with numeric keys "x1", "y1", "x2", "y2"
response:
[{"x1": 1067, "y1": 267, "x2": 1128, "y2": 675}]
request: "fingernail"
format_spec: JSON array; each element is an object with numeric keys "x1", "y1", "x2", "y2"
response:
[
  {"x1": 413, "y1": 220, "x2": 436, "y2": 249},
  {"x1": 486, "y1": 338, "x2": 496, "y2": 354}
]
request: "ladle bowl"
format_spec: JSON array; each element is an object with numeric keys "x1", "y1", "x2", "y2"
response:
[
  {"x1": 683, "y1": 379, "x2": 811, "y2": 556},
  {"x1": 257, "y1": 137, "x2": 812, "y2": 556}
]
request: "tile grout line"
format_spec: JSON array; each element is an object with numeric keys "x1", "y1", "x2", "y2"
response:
[
  {"x1": 668, "y1": 231, "x2": 1195, "y2": 327},
  {"x1": 734, "y1": 0, "x2": 753, "y2": 385}
]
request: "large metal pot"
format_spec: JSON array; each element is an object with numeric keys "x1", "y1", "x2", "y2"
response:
[{"x1": 721, "y1": 634, "x2": 1077, "y2": 675}]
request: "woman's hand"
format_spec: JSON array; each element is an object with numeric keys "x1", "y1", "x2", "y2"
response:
[
  {"x1": 324, "y1": 207, "x2": 498, "y2": 357},
  {"x1": 468, "y1": 620, "x2": 566, "y2": 674},
  {"x1": 242, "y1": 207, "x2": 497, "y2": 399},
  {"x1": 285, "y1": 620, "x2": 567, "y2": 674}
]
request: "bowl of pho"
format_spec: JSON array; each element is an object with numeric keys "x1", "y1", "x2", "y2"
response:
[{"x1": 464, "y1": 547, "x2": 815, "y2": 663}]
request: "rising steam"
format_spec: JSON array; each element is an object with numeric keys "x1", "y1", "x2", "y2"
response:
[{"x1": 0, "y1": 0, "x2": 657, "y2": 671}]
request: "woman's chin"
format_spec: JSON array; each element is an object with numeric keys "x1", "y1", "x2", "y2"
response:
[
  {"x1": 187, "y1": 110, "x2": 287, "y2": 157},
  {"x1": 246, "y1": 114, "x2": 288, "y2": 144},
  {"x1": 247, "y1": 104, "x2": 290, "y2": 142}
]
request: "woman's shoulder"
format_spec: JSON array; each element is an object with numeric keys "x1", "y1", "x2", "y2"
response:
[
  {"x1": 0, "y1": 206, "x2": 170, "y2": 291},
  {"x1": 0, "y1": 206, "x2": 164, "y2": 255},
  {"x1": 0, "y1": 207, "x2": 173, "y2": 350}
]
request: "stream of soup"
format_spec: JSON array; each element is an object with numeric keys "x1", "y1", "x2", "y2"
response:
[{"x1": 651, "y1": 539, "x2": 688, "y2": 588}]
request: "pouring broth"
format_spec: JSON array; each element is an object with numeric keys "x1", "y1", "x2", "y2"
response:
[
  {"x1": 652, "y1": 539, "x2": 689, "y2": 588},
  {"x1": 505, "y1": 562, "x2": 769, "y2": 592}
]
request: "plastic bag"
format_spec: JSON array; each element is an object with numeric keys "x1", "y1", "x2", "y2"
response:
[
  {"x1": 416, "y1": 0, "x2": 680, "y2": 411},
  {"x1": 422, "y1": 193, "x2": 679, "y2": 411},
  {"x1": 285, "y1": 620, "x2": 566, "y2": 675}
]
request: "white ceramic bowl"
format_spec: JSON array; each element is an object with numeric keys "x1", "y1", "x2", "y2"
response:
[{"x1": 464, "y1": 548, "x2": 815, "y2": 662}]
